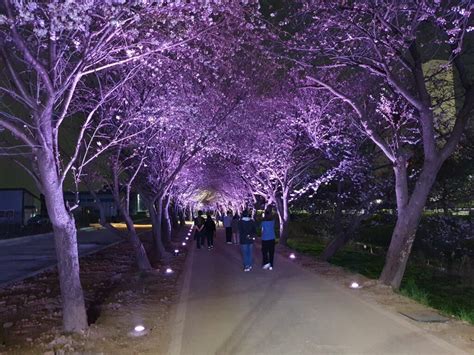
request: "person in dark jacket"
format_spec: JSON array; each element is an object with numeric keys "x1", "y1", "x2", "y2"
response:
[
  {"x1": 193, "y1": 210, "x2": 206, "y2": 249},
  {"x1": 204, "y1": 212, "x2": 216, "y2": 250},
  {"x1": 238, "y1": 209, "x2": 257, "y2": 271}
]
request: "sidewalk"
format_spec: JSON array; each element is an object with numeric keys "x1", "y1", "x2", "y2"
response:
[
  {"x1": 169, "y1": 228, "x2": 468, "y2": 355},
  {"x1": 0, "y1": 228, "x2": 122, "y2": 286}
]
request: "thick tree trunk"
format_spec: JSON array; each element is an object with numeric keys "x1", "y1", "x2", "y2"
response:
[
  {"x1": 379, "y1": 161, "x2": 440, "y2": 289},
  {"x1": 37, "y1": 150, "x2": 88, "y2": 332}
]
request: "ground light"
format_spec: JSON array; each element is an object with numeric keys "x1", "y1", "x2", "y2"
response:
[
  {"x1": 128, "y1": 324, "x2": 148, "y2": 337},
  {"x1": 350, "y1": 282, "x2": 361, "y2": 289},
  {"x1": 185, "y1": 237, "x2": 189, "y2": 240},
  {"x1": 182, "y1": 242, "x2": 186, "y2": 246},
  {"x1": 165, "y1": 268, "x2": 173, "y2": 274},
  {"x1": 174, "y1": 249, "x2": 179, "y2": 256},
  {"x1": 289, "y1": 253, "x2": 296, "y2": 259}
]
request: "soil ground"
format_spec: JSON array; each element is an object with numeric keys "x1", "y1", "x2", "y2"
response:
[{"x1": 0, "y1": 226, "x2": 188, "y2": 355}]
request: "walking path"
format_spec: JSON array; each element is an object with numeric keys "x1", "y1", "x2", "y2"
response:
[
  {"x1": 0, "y1": 228, "x2": 123, "y2": 286},
  {"x1": 169, "y1": 228, "x2": 467, "y2": 355}
]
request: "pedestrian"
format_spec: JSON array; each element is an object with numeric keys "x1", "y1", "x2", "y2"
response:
[
  {"x1": 204, "y1": 212, "x2": 216, "y2": 250},
  {"x1": 231, "y1": 212, "x2": 239, "y2": 244},
  {"x1": 261, "y1": 207, "x2": 276, "y2": 270},
  {"x1": 193, "y1": 210, "x2": 206, "y2": 249},
  {"x1": 238, "y1": 210, "x2": 257, "y2": 272},
  {"x1": 223, "y1": 211, "x2": 233, "y2": 244}
]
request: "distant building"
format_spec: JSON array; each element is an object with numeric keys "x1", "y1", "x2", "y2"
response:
[
  {"x1": 63, "y1": 190, "x2": 147, "y2": 224},
  {"x1": 0, "y1": 188, "x2": 40, "y2": 225}
]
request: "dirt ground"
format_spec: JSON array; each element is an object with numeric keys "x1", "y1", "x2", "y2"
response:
[
  {"x1": 0, "y1": 230, "x2": 187, "y2": 355},
  {"x1": 277, "y1": 245, "x2": 474, "y2": 354}
]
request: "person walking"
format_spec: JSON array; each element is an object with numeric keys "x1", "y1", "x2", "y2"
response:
[
  {"x1": 238, "y1": 210, "x2": 257, "y2": 272},
  {"x1": 231, "y1": 212, "x2": 239, "y2": 244},
  {"x1": 223, "y1": 211, "x2": 233, "y2": 244},
  {"x1": 204, "y1": 212, "x2": 216, "y2": 250},
  {"x1": 193, "y1": 210, "x2": 206, "y2": 249},
  {"x1": 261, "y1": 207, "x2": 276, "y2": 270}
]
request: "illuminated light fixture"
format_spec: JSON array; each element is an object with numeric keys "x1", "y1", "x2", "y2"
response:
[
  {"x1": 289, "y1": 253, "x2": 296, "y2": 259},
  {"x1": 165, "y1": 268, "x2": 173, "y2": 274},
  {"x1": 182, "y1": 242, "x2": 186, "y2": 246},
  {"x1": 350, "y1": 282, "x2": 360, "y2": 289},
  {"x1": 188, "y1": 232, "x2": 192, "y2": 236},
  {"x1": 134, "y1": 325, "x2": 145, "y2": 332},
  {"x1": 129, "y1": 324, "x2": 148, "y2": 337},
  {"x1": 174, "y1": 249, "x2": 179, "y2": 255},
  {"x1": 185, "y1": 237, "x2": 189, "y2": 240}
]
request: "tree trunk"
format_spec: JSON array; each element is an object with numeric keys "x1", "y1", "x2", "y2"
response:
[
  {"x1": 90, "y1": 189, "x2": 125, "y2": 239},
  {"x1": 320, "y1": 213, "x2": 366, "y2": 261},
  {"x1": 112, "y1": 191, "x2": 152, "y2": 271},
  {"x1": 37, "y1": 150, "x2": 88, "y2": 332},
  {"x1": 379, "y1": 161, "x2": 440, "y2": 289},
  {"x1": 275, "y1": 192, "x2": 290, "y2": 245},
  {"x1": 121, "y1": 211, "x2": 152, "y2": 271},
  {"x1": 149, "y1": 199, "x2": 166, "y2": 259},
  {"x1": 179, "y1": 207, "x2": 186, "y2": 227},
  {"x1": 170, "y1": 200, "x2": 179, "y2": 230},
  {"x1": 161, "y1": 196, "x2": 172, "y2": 249}
]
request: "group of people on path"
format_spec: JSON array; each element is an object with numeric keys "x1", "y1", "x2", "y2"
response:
[{"x1": 192, "y1": 207, "x2": 276, "y2": 272}]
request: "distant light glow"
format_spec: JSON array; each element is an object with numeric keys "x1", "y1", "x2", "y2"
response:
[
  {"x1": 166, "y1": 268, "x2": 173, "y2": 274},
  {"x1": 350, "y1": 282, "x2": 360, "y2": 289},
  {"x1": 289, "y1": 253, "x2": 296, "y2": 259},
  {"x1": 134, "y1": 325, "x2": 145, "y2": 332}
]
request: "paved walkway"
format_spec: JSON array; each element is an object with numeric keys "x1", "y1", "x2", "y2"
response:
[
  {"x1": 169, "y1": 228, "x2": 467, "y2": 355},
  {"x1": 0, "y1": 228, "x2": 123, "y2": 286}
]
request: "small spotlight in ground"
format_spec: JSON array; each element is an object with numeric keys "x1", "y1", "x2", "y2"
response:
[
  {"x1": 185, "y1": 237, "x2": 189, "y2": 240},
  {"x1": 174, "y1": 249, "x2": 179, "y2": 256},
  {"x1": 188, "y1": 232, "x2": 191, "y2": 236},
  {"x1": 350, "y1": 282, "x2": 360, "y2": 289},
  {"x1": 166, "y1": 268, "x2": 173, "y2": 274},
  {"x1": 182, "y1": 242, "x2": 186, "y2": 246},
  {"x1": 129, "y1": 324, "x2": 148, "y2": 337},
  {"x1": 289, "y1": 253, "x2": 296, "y2": 259}
]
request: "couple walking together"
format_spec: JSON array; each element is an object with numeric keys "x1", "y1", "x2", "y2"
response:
[
  {"x1": 193, "y1": 211, "x2": 216, "y2": 250},
  {"x1": 238, "y1": 208, "x2": 276, "y2": 272}
]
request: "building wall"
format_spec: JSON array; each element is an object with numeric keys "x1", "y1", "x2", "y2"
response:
[{"x1": 0, "y1": 190, "x2": 23, "y2": 224}]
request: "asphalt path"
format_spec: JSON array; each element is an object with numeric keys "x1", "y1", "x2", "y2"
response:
[
  {"x1": 0, "y1": 228, "x2": 123, "y2": 287},
  {"x1": 169, "y1": 228, "x2": 467, "y2": 355}
]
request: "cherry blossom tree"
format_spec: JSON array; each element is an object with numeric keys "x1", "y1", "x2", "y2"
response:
[
  {"x1": 276, "y1": 0, "x2": 474, "y2": 288},
  {"x1": 0, "y1": 0, "x2": 253, "y2": 331}
]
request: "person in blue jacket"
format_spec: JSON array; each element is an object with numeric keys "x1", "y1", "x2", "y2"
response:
[{"x1": 261, "y1": 207, "x2": 276, "y2": 270}]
